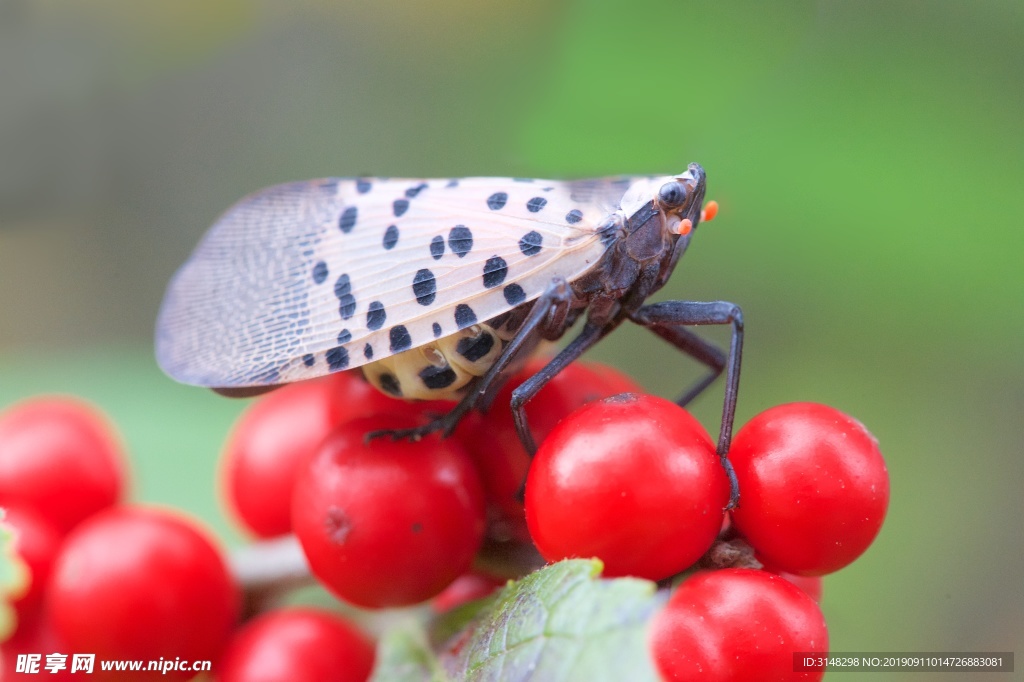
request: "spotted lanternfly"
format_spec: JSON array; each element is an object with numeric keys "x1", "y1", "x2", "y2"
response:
[{"x1": 156, "y1": 164, "x2": 744, "y2": 504}]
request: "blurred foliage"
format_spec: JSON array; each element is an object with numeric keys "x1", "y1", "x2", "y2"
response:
[
  {"x1": 1, "y1": 1, "x2": 1021, "y2": 678},
  {"x1": 0, "y1": 511, "x2": 27, "y2": 640}
]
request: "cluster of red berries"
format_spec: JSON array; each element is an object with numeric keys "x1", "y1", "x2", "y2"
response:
[
  {"x1": 0, "y1": 357, "x2": 889, "y2": 681},
  {"x1": 0, "y1": 399, "x2": 373, "y2": 681},
  {"x1": 225, "y1": 357, "x2": 889, "y2": 680}
]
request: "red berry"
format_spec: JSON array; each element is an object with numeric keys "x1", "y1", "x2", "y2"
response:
[
  {"x1": 46, "y1": 507, "x2": 239, "y2": 676},
  {"x1": 525, "y1": 393, "x2": 728, "y2": 580},
  {"x1": 223, "y1": 373, "x2": 444, "y2": 539},
  {"x1": 292, "y1": 416, "x2": 486, "y2": 608},
  {"x1": 1, "y1": 616, "x2": 73, "y2": 680},
  {"x1": 222, "y1": 376, "x2": 344, "y2": 538},
  {"x1": 216, "y1": 608, "x2": 375, "y2": 682},
  {"x1": 729, "y1": 403, "x2": 889, "y2": 575},
  {"x1": 778, "y1": 572, "x2": 824, "y2": 603},
  {"x1": 506, "y1": 358, "x2": 642, "y2": 443},
  {"x1": 462, "y1": 359, "x2": 642, "y2": 520},
  {"x1": 324, "y1": 371, "x2": 454, "y2": 427},
  {"x1": 649, "y1": 568, "x2": 828, "y2": 681},
  {"x1": 0, "y1": 397, "x2": 125, "y2": 534},
  {"x1": 3, "y1": 507, "x2": 62, "y2": 627}
]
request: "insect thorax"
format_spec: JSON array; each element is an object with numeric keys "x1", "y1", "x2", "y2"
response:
[{"x1": 361, "y1": 307, "x2": 531, "y2": 402}]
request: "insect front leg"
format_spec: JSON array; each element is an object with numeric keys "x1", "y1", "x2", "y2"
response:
[
  {"x1": 368, "y1": 278, "x2": 574, "y2": 443},
  {"x1": 629, "y1": 300, "x2": 744, "y2": 509},
  {"x1": 637, "y1": 323, "x2": 727, "y2": 408}
]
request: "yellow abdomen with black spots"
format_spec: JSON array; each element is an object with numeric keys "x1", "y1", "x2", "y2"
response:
[{"x1": 361, "y1": 322, "x2": 509, "y2": 401}]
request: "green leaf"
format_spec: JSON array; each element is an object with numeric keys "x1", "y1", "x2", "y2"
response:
[
  {"x1": 443, "y1": 559, "x2": 664, "y2": 682},
  {"x1": 370, "y1": 561, "x2": 664, "y2": 682},
  {"x1": 369, "y1": 595, "x2": 498, "y2": 682},
  {"x1": 371, "y1": 619, "x2": 452, "y2": 682},
  {"x1": 429, "y1": 591, "x2": 502, "y2": 649}
]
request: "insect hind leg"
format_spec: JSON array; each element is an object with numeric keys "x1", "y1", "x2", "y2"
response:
[
  {"x1": 367, "y1": 277, "x2": 574, "y2": 444},
  {"x1": 630, "y1": 300, "x2": 744, "y2": 509}
]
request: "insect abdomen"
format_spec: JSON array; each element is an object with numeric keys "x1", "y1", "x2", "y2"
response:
[{"x1": 361, "y1": 322, "x2": 507, "y2": 401}]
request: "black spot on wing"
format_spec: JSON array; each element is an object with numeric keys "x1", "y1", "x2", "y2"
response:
[
  {"x1": 519, "y1": 231, "x2": 543, "y2": 256},
  {"x1": 337, "y1": 329, "x2": 352, "y2": 344},
  {"x1": 339, "y1": 206, "x2": 357, "y2": 233},
  {"x1": 334, "y1": 274, "x2": 351, "y2": 298},
  {"x1": 326, "y1": 346, "x2": 349, "y2": 371},
  {"x1": 527, "y1": 197, "x2": 547, "y2": 213},
  {"x1": 446, "y1": 179, "x2": 459, "y2": 188},
  {"x1": 356, "y1": 179, "x2": 372, "y2": 194},
  {"x1": 503, "y1": 283, "x2": 526, "y2": 305},
  {"x1": 430, "y1": 235, "x2": 445, "y2": 260},
  {"x1": 449, "y1": 226, "x2": 473, "y2": 258},
  {"x1": 487, "y1": 192, "x2": 508, "y2": 210},
  {"x1": 393, "y1": 199, "x2": 409, "y2": 217},
  {"x1": 312, "y1": 261, "x2": 329, "y2": 284},
  {"x1": 455, "y1": 304, "x2": 477, "y2": 329},
  {"x1": 413, "y1": 269, "x2": 437, "y2": 306},
  {"x1": 335, "y1": 274, "x2": 356, "y2": 320},
  {"x1": 432, "y1": 322, "x2": 443, "y2": 338},
  {"x1": 367, "y1": 301, "x2": 386, "y2": 330},
  {"x1": 364, "y1": 344, "x2": 374, "y2": 360},
  {"x1": 302, "y1": 354, "x2": 316, "y2": 367},
  {"x1": 419, "y1": 365, "x2": 458, "y2": 389},
  {"x1": 405, "y1": 183, "x2": 427, "y2": 198},
  {"x1": 483, "y1": 256, "x2": 508, "y2": 288},
  {"x1": 565, "y1": 209, "x2": 583, "y2": 224},
  {"x1": 383, "y1": 225, "x2": 399, "y2": 250},
  {"x1": 339, "y1": 299, "x2": 356, "y2": 320},
  {"x1": 389, "y1": 325, "x2": 412, "y2": 353}
]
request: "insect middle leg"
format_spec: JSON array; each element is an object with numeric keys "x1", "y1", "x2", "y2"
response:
[
  {"x1": 368, "y1": 278, "x2": 574, "y2": 443},
  {"x1": 629, "y1": 300, "x2": 744, "y2": 509},
  {"x1": 508, "y1": 319, "x2": 616, "y2": 455}
]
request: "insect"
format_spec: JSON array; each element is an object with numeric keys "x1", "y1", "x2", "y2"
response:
[{"x1": 156, "y1": 164, "x2": 744, "y2": 505}]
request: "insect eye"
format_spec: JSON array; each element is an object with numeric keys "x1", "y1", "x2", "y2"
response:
[{"x1": 658, "y1": 182, "x2": 687, "y2": 209}]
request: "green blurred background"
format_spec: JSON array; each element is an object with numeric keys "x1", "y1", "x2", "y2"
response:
[{"x1": 1, "y1": 1, "x2": 1021, "y2": 678}]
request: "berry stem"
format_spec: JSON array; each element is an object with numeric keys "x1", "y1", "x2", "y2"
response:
[
  {"x1": 230, "y1": 535, "x2": 314, "y2": 617},
  {"x1": 695, "y1": 536, "x2": 762, "y2": 571}
]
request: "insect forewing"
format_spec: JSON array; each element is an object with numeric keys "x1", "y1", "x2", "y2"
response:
[{"x1": 156, "y1": 176, "x2": 635, "y2": 387}]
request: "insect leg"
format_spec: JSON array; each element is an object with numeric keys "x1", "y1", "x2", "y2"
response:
[
  {"x1": 466, "y1": 278, "x2": 575, "y2": 417},
  {"x1": 368, "y1": 278, "x2": 574, "y2": 442},
  {"x1": 509, "y1": 320, "x2": 614, "y2": 455},
  {"x1": 630, "y1": 300, "x2": 744, "y2": 509},
  {"x1": 636, "y1": 323, "x2": 727, "y2": 408}
]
